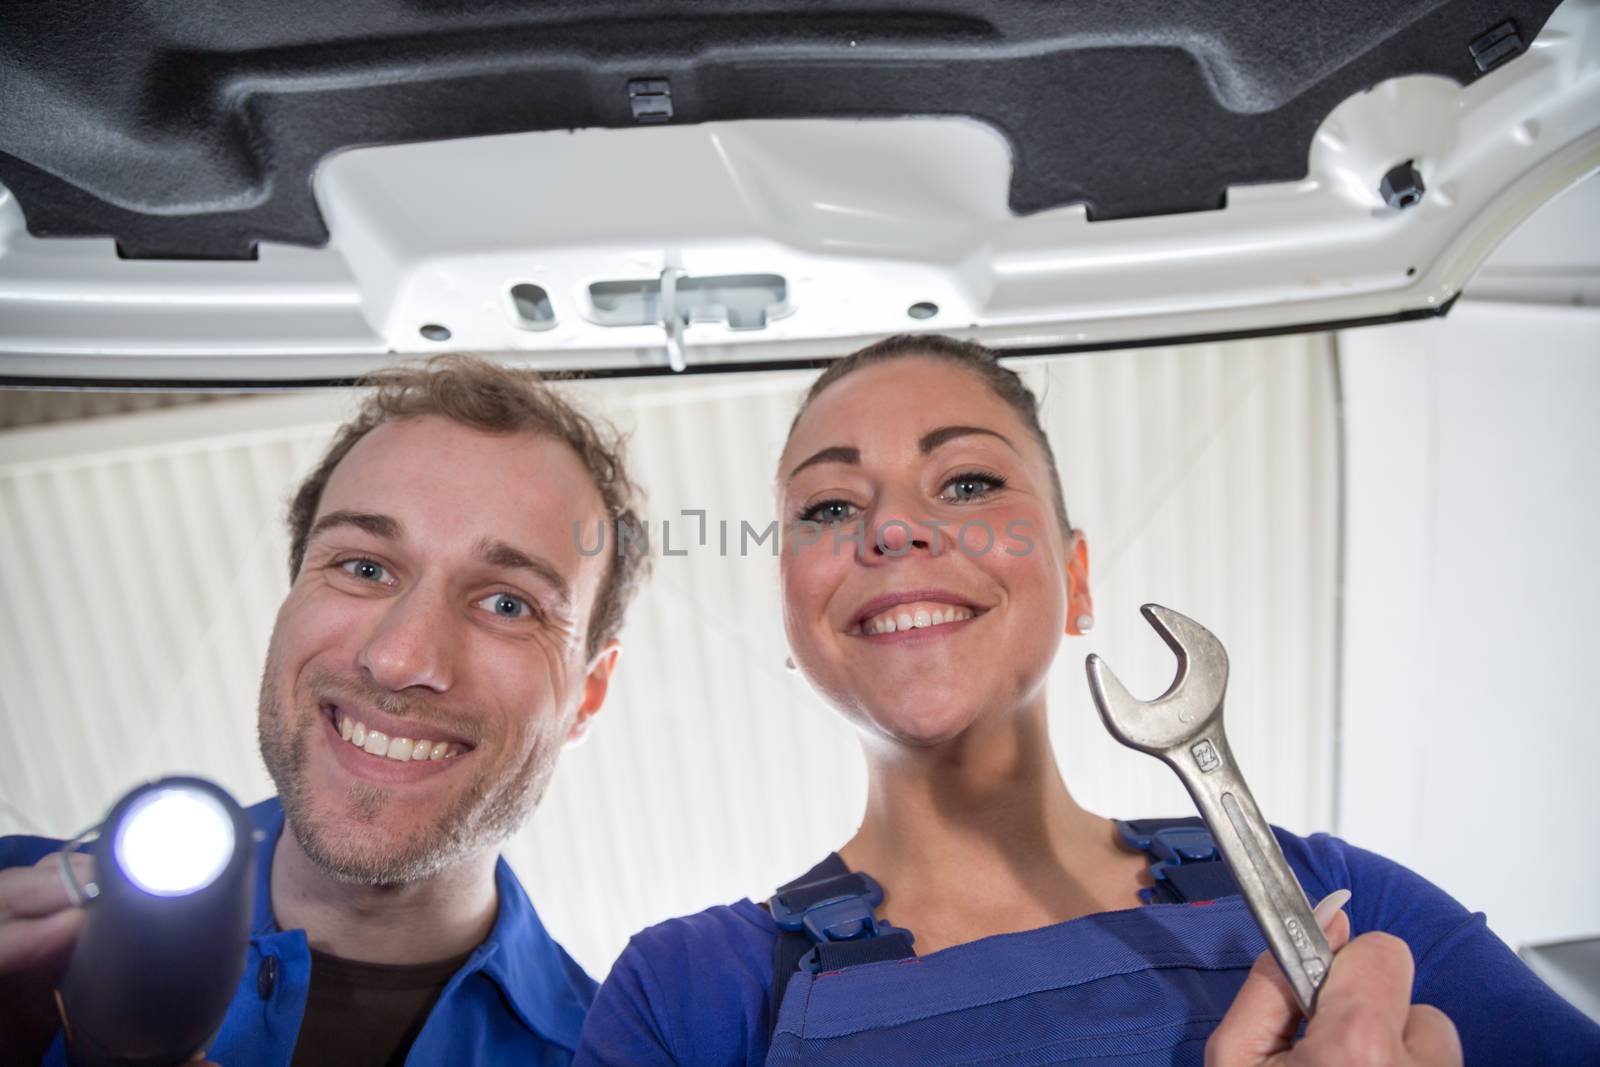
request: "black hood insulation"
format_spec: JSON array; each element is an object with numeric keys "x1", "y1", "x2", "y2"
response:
[{"x1": 0, "y1": 0, "x2": 1560, "y2": 260}]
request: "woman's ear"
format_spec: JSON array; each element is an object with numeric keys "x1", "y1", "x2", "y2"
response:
[
  {"x1": 1064, "y1": 532, "x2": 1094, "y2": 636},
  {"x1": 567, "y1": 640, "x2": 621, "y2": 746}
]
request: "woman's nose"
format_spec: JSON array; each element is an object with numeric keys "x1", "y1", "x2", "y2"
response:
[
  {"x1": 864, "y1": 492, "x2": 935, "y2": 561},
  {"x1": 359, "y1": 587, "x2": 455, "y2": 693},
  {"x1": 873, "y1": 518, "x2": 928, "y2": 556}
]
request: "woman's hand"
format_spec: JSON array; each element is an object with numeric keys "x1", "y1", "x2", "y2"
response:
[{"x1": 1206, "y1": 893, "x2": 1462, "y2": 1066}]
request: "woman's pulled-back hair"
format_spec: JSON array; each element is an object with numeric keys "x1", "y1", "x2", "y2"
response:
[{"x1": 788, "y1": 334, "x2": 1073, "y2": 538}]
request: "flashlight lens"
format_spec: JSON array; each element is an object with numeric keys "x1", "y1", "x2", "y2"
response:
[{"x1": 113, "y1": 786, "x2": 236, "y2": 896}]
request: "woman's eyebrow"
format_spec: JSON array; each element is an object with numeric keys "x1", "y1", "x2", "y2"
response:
[
  {"x1": 785, "y1": 445, "x2": 860, "y2": 483},
  {"x1": 786, "y1": 426, "x2": 1017, "y2": 483},
  {"x1": 918, "y1": 425, "x2": 1017, "y2": 454}
]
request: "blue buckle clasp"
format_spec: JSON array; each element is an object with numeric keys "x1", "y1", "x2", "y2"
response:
[
  {"x1": 1117, "y1": 820, "x2": 1220, "y2": 904},
  {"x1": 768, "y1": 872, "x2": 888, "y2": 946},
  {"x1": 1149, "y1": 826, "x2": 1218, "y2": 865}
]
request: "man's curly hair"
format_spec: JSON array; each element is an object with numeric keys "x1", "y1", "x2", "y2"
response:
[{"x1": 286, "y1": 355, "x2": 649, "y2": 657}]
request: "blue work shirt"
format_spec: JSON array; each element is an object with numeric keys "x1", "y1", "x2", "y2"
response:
[{"x1": 1, "y1": 797, "x2": 595, "y2": 1066}]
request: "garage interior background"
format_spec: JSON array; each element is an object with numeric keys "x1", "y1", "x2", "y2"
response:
[{"x1": 0, "y1": 174, "x2": 1595, "y2": 1015}]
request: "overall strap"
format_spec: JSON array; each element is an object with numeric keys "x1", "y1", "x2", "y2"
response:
[
  {"x1": 766, "y1": 854, "x2": 915, "y2": 1037},
  {"x1": 1116, "y1": 817, "x2": 1242, "y2": 904},
  {"x1": 766, "y1": 820, "x2": 1240, "y2": 1039}
]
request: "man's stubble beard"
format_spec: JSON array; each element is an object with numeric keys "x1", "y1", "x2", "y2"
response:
[{"x1": 256, "y1": 655, "x2": 560, "y2": 887}]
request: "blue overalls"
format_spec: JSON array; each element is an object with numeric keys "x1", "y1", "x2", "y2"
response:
[{"x1": 766, "y1": 819, "x2": 1263, "y2": 1066}]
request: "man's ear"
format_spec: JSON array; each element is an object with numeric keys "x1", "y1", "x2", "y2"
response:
[
  {"x1": 1064, "y1": 531, "x2": 1094, "y2": 636},
  {"x1": 567, "y1": 640, "x2": 621, "y2": 746}
]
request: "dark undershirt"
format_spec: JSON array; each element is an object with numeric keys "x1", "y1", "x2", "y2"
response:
[{"x1": 289, "y1": 946, "x2": 473, "y2": 1067}]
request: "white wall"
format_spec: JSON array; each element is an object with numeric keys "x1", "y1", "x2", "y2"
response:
[{"x1": 1338, "y1": 299, "x2": 1600, "y2": 952}]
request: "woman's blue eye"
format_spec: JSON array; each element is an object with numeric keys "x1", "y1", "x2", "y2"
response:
[
  {"x1": 799, "y1": 500, "x2": 860, "y2": 525},
  {"x1": 340, "y1": 558, "x2": 392, "y2": 583},
  {"x1": 942, "y1": 472, "x2": 1006, "y2": 502},
  {"x1": 478, "y1": 593, "x2": 532, "y2": 619}
]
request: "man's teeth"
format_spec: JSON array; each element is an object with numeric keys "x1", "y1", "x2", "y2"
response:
[
  {"x1": 336, "y1": 713, "x2": 460, "y2": 761},
  {"x1": 862, "y1": 602, "x2": 975, "y2": 635}
]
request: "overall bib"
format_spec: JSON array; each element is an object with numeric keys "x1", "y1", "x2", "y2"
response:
[{"x1": 766, "y1": 819, "x2": 1264, "y2": 1066}]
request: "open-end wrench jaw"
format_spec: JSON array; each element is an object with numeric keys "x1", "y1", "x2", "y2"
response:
[
  {"x1": 1085, "y1": 604, "x2": 1230, "y2": 755},
  {"x1": 1085, "y1": 603, "x2": 1333, "y2": 1016}
]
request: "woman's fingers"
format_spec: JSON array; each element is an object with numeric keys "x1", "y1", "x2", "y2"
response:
[
  {"x1": 1305, "y1": 930, "x2": 1415, "y2": 1034},
  {"x1": 1403, "y1": 1004, "x2": 1463, "y2": 1064},
  {"x1": 1205, "y1": 891, "x2": 1352, "y2": 1065},
  {"x1": 1204, "y1": 943, "x2": 1304, "y2": 1063},
  {"x1": 1289, "y1": 933, "x2": 1460, "y2": 1066},
  {"x1": 1209, "y1": 911, "x2": 1462, "y2": 1067}
]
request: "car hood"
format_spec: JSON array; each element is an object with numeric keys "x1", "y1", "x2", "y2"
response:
[{"x1": 0, "y1": 0, "x2": 1596, "y2": 381}]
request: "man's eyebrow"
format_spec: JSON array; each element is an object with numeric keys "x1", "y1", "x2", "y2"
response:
[
  {"x1": 476, "y1": 538, "x2": 572, "y2": 610},
  {"x1": 785, "y1": 445, "x2": 861, "y2": 484},
  {"x1": 919, "y1": 425, "x2": 1017, "y2": 455},
  {"x1": 308, "y1": 509, "x2": 402, "y2": 543}
]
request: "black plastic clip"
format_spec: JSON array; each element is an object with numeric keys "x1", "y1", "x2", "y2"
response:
[
  {"x1": 628, "y1": 79, "x2": 673, "y2": 123},
  {"x1": 1469, "y1": 21, "x2": 1524, "y2": 75}
]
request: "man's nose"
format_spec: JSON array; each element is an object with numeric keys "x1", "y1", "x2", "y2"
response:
[{"x1": 359, "y1": 586, "x2": 455, "y2": 693}]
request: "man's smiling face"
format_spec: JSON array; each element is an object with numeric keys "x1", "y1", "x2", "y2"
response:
[{"x1": 257, "y1": 414, "x2": 612, "y2": 885}]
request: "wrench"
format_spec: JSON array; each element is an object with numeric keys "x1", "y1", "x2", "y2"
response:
[{"x1": 1085, "y1": 603, "x2": 1333, "y2": 1015}]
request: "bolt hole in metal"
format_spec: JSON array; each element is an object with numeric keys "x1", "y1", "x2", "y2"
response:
[
  {"x1": 419, "y1": 323, "x2": 452, "y2": 342},
  {"x1": 509, "y1": 283, "x2": 558, "y2": 331},
  {"x1": 908, "y1": 301, "x2": 939, "y2": 320}
]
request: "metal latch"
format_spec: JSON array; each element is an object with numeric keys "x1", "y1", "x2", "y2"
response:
[{"x1": 588, "y1": 270, "x2": 791, "y2": 373}]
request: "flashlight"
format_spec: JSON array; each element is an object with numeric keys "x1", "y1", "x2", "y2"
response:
[{"x1": 56, "y1": 776, "x2": 255, "y2": 1067}]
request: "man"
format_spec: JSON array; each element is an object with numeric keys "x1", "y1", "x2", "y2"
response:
[{"x1": 0, "y1": 355, "x2": 649, "y2": 1065}]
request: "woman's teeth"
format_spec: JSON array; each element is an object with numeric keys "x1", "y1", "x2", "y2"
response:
[
  {"x1": 336, "y1": 713, "x2": 461, "y2": 761},
  {"x1": 862, "y1": 602, "x2": 975, "y2": 635}
]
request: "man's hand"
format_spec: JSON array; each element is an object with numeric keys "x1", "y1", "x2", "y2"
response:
[
  {"x1": 1207, "y1": 892, "x2": 1462, "y2": 1066},
  {"x1": 0, "y1": 852, "x2": 91, "y2": 1061}
]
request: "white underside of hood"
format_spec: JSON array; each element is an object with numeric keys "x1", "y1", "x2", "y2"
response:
[{"x1": 1, "y1": 0, "x2": 1596, "y2": 381}]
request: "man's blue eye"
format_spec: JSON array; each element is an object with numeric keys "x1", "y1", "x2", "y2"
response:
[
  {"x1": 478, "y1": 593, "x2": 531, "y2": 619},
  {"x1": 340, "y1": 558, "x2": 391, "y2": 583}
]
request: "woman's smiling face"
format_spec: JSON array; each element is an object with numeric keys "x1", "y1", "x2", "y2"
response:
[{"x1": 778, "y1": 356, "x2": 1090, "y2": 748}]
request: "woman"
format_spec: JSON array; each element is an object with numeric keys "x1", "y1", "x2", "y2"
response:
[{"x1": 575, "y1": 334, "x2": 1599, "y2": 1065}]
